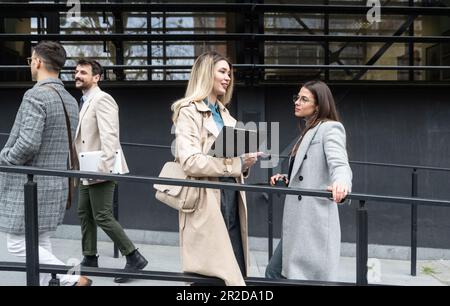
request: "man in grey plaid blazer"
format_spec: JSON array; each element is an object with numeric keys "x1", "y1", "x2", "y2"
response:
[{"x1": 0, "y1": 41, "x2": 91, "y2": 286}]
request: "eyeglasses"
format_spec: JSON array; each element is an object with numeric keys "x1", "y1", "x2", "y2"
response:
[
  {"x1": 27, "y1": 57, "x2": 38, "y2": 65},
  {"x1": 293, "y1": 94, "x2": 314, "y2": 104},
  {"x1": 27, "y1": 56, "x2": 43, "y2": 65}
]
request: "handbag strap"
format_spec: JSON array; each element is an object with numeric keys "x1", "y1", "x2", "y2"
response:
[
  {"x1": 200, "y1": 111, "x2": 208, "y2": 152},
  {"x1": 44, "y1": 85, "x2": 76, "y2": 170}
]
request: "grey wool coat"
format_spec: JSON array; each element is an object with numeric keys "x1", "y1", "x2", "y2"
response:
[
  {"x1": 282, "y1": 121, "x2": 352, "y2": 281},
  {"x1": 0, "y1": 78, "x2": 79, "y2": 234}
]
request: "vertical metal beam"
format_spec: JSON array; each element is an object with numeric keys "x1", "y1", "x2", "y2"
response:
[
  {"x1": 37, "y1": 15, "x2": 42, "y2": 34},
  {"x1": 0, "y1": 14, "x2": 5, "y2": 35},
  {"x1": 46, "y1": 9, "x2": 60, "y2": 34},
  {"x1": 147, "y1": 10, "x2": 152, "y2": 81},
  {"x1": 113, "y1": 4, "x2": 125, "y2": 81},
  {"x1": 411, "y1": 169, "x2": 418, "y2": 276},
  {"x1": 324, "y1": 0, "x2": 330, "y2": 81},
  {"x1": 102, "y1": 11, "x2": 109, "y2": 81},
  {"x1": 162, "y1": 10, "x2": 167, "y2": 81},
  {"x1": 113, "y1": 183, "x2": 119, "y2": 258},
  {"x1": 255, "y1": 0, "x2": 265, "y2": 83},
  {"x1": 24, "y1": 174, "x2": 39, "y2": 286},
  {"x1": 0, "y1": 15, "x2": 4, "y2": 81},
  {"x1": 244, "y1": 0, "x2": 254, "y2": 85},
  {"x1": 234, "y1": 0, "x2": 247, "y2": 81},
  {"x1": 263, "y1": 0, "x2": 272, "y2": 260},
  {"x1": 408, "y1": 0, "x2": 415, "y2": 81},
  {"x1": 267, "y1": 166, "x2": 273, "y2": 261},
  {"x1": 356, "y1": 200, "x2": 368, "y2": 286}
]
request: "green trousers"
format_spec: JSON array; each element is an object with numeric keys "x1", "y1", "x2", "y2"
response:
[{"x1": 78, "y1": 181, "x2": 135, "y2": 256}]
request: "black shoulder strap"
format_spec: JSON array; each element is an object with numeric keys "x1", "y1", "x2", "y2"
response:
[{"x1": 44, "y1": 85, "x2": 76, "y2": 170}]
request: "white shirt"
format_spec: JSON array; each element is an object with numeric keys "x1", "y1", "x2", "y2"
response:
[{"x1": 81, "y1": 85, "x2": 101, "y2": 105}]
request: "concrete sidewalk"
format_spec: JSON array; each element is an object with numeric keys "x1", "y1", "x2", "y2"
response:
[{"x1": 0, "y1": 231, "x2": 448, "y2": 286}]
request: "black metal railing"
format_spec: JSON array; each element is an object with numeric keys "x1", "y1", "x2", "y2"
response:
[
  {"x1": 1, "y1": 165, "x2": 450, "y2": 286},
  {"x1": 119, "y1": 140, "x2": 450, "y2": 277},
  {"x1": 2, "y1": 133, "x2": 450, "y2": 276}
]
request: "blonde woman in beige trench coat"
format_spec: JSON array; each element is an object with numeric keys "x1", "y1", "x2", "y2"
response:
[{"x1": 171, "y1": 51, "x2": 261, "y2": 286}]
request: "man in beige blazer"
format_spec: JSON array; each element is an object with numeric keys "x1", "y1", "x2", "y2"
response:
[{"x1": 74, "y1": 59, "x2": 147, "y2": 283}]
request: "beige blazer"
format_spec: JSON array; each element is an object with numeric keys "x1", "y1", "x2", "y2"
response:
[
  {"x1": 175, "y1": 100, "x2": 248, "y2": 286},
  {"x1": 74, "y1": 87, "x2": 128, "y2": 184}
]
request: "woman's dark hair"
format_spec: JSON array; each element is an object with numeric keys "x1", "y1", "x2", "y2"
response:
[
  {"x1": 33, "y1": 41, "x2": 66, "y2": 73},
  {"x1": 291, "y1": 80, "x2": 340, "y2": 156},
  {"x1": 76, "y1": 58, "x2": 103, "y2": 77}
]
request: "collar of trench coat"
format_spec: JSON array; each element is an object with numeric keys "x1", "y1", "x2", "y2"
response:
[{"x1": 189, "y1": 100, "x2": 237, "y2": 138}]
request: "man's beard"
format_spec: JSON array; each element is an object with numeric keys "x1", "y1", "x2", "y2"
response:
[{"x1": 76, "y1": 80, "x2": 91, "y2": 90}]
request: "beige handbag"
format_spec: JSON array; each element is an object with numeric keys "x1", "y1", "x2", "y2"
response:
[
  {"x1": 153, "y1": 161, "x2": 199, "y2": 213},
  {"x1": 154, "y1": 106, "x2": 208, "y2": 213}
]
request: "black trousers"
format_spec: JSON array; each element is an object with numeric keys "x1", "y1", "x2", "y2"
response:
[{"x1": 219, "y1": 177, "x2": 246, "y2": 277}]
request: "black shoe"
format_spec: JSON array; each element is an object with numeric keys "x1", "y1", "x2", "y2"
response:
[
  {"x1": 114, "y1": 249, "x2": 148, "y2": 283},
  {"x1": 80, "y1": 255, "x2": 99, "y2": 268}
]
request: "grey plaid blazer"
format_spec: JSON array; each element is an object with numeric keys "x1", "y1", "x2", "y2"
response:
[{"x1": 0, "y1": 78, "x2": 79, "y2": 234}]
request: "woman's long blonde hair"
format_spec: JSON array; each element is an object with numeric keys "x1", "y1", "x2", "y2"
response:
[{"x1": 171, "y1": 51, "x2": 234, "y2": 122}]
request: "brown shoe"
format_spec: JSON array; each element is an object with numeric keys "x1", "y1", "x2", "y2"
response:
[{"x1": 74, "y1": 276, "x2": 93, "y2": 286}]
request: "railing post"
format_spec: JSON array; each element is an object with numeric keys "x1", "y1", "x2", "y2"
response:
[
  {"x1": 267, "y1": 167, "x2": 274, "y2": 261},
  {"x1": 411, "y1": 168, "x2": 418, "y2": 276},
  {"x1": 356, "y1": 200, "x2": 368, "y2": 286},
  {"x1": 24, "y1": 174, "x2": 40, "y2": 286},
  {"x1": 48, "y1": 274, "x2": 60, "y2": 286},
  {"x1": 113, "y1": 183, "x2": 119, "y2": 258}
]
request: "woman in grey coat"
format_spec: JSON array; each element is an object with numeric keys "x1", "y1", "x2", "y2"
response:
[{"x1": 265, "y1": 80, "x2": 352, "y2": 282}]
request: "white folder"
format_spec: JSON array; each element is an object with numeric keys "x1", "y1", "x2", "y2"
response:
[{"x1": 78, "y1": 149, "x2": 127, "y2": 174}]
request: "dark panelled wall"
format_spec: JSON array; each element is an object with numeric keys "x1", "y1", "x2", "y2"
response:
[{"x1": 1, "y1": 84, "x2": 450, "y2": 249}]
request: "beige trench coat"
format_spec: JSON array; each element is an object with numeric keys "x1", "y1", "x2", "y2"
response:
[{"x1": 175, "y1": 100, "x2": 248, "y2": 286}]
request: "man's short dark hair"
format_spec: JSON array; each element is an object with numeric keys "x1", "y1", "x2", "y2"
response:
[
  {"x1": 33, "y1": 41, "x2": 66, "y2": 73},
  {"x1": 76, "y1": 59, "x2": 103, "y2": 77}
]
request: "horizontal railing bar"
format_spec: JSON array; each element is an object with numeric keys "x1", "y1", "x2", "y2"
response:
[
  {"x1": 274, "y1": 155, "x2": 450, "y2": 172},
  {"x1": 121, "y1": 142, "x2": 173, "y2": 150},
  {"x1": 2, "y1": 64, "x2": 450, "y2": 71},
  {"x1": 349, "y1": 161, "x2": 450, "y2": 172},
  {"x1": 0, "y1": 262, "x2": 29, "y2": 273},
  {"x1": 0, "y1": 3, "x2": 449, "y2": 16},
  {"x1": 1, "y1": 165, "x2": 450, "y2": 207},
  {"x1": 1, "y1": 33, "x2": 450, "y2": 43},
  {"x1": 0, "y1": 262, "x2": 359, "y2": 286}
]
